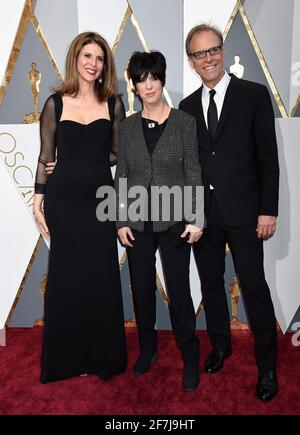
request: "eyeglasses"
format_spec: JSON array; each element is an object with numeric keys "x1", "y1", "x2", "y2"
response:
[{"x1": 188, "y1": 45, "x2": 223, "y2": 60}]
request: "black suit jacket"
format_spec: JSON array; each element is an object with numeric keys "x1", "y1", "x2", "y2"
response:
[{"x1": 179, "y1": 74, "x2": 279, "y2": 226}]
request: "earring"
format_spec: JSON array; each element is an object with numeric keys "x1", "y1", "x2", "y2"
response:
[{"x1": 98, "y1": 75, "x2": 103, "y2": 84}]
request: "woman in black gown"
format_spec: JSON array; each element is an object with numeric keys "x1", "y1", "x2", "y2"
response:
[{"x1": 33, "y1": 32, "x2": 127, "y2": 384}]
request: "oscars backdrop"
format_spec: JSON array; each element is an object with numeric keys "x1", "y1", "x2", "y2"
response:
[{"x1": 0, "y1": 0, "x2": 300, "y2": 344}]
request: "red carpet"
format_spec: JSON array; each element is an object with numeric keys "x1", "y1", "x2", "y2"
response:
[{"x1": 0, "y1": 327, "x2": 299, "y2": 415}]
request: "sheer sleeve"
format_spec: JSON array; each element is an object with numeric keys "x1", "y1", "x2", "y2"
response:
[
  {"x1": 110, "y1": 95, "x2": 126, "y2": 166},
  {"x1": 35, "y1": 95, "x2": 57, "y2": 194}
]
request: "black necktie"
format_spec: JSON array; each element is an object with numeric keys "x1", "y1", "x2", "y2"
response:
[{"x1": 207, "y1": 89, "x2": 218, "y2": 140}]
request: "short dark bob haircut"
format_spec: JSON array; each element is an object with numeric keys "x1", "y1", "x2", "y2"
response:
[{"x1": 127, "y1": 51, "x2": 166, "y2": 89}]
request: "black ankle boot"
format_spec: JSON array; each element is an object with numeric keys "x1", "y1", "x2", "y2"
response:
[
  {"x1": 183, "y1": 362, "x2": 199, "y2": 391},
  {"x1": 181, "y1": 348, "x2": 200, "y2": 391},
  {"x1": 204, "y1": 348, "x2": 231, "y2": 374},
  {"x1": 133, "y1": 351, "x2": 158, "y2": 375},
  {"x1": 256, "y1": 370, "x2": 278, "y2": 401}
]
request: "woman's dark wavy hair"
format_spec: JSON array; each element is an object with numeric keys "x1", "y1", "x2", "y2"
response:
[{"x1": 127, "y1": 51, "x2": 166, "y2": 91}]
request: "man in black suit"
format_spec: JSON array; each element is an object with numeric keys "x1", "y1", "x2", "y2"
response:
[{"x1": 179, "y1": 24, "x2": 279, "y2": 401}]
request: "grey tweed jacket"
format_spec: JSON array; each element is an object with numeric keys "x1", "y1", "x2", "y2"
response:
[{"x1": 114, "y1": 109, "x2": 204, "y2": 232}]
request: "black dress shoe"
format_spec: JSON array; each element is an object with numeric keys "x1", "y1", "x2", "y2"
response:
[
  {"x1": 133, "y1": 351, "x2": 158, "y2": 375},
  {"x1": 183, "y1": 362, "x2": 199, "y2": 391},
  {"x1": 204, "y1": 349, "x2": 231, "y2": 374},
  {"x1": 256, "y1": 370, "x2": 278, "y2": 402}
]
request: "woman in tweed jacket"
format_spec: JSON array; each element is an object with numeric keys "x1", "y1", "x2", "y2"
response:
[{"x1": 115, "y1": 51, "x2": 204, "y2": 391}]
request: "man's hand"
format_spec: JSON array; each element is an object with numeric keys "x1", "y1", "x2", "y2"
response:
[
  {"x1": 257, "y1": 215, "x2": 277, "y2": 240},
  {"x1": 118, "y1": 227, "x2": 135, "y2": 247},
  {"x1": 45, "y1": 161, "x2": 56, "y2": 175},
  {"x1": 181, "y1": 224, "x2": 203, "y2": 244}
]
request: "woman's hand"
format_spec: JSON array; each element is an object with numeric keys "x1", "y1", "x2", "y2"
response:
[
  {"x1": 33, "y1": 206, "x2": 50, "y2": 239},
  {"x1": 181, "y1": 224, "x2": 203, "y2": 244},
  {"x1": 45, "y1": 161, "x2": 56, "y2": 175},
  {"x1": 117, "y1": 227, "x2": 135, "y2": 247}
]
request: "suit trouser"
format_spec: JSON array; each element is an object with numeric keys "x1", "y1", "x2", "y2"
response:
[
  {"x1": 127, "y1": 222, "x2": 199, "y2": 363},
  {"x1": 193, "y1": 194, "x2": 277, "y2": 371}
]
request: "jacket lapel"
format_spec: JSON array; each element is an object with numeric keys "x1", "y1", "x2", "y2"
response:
[
  {"x1": 192, "y1": 86, "x2": 211, "y2": 150},
  {"x1": 134, "y1": 112, "x2": 151, "y2": 164},
  {"x1": 214, "y1": 74, "x2": 241, "y2": 142}
]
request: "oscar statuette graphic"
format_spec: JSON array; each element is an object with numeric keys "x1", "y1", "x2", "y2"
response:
[
  {"x1": 34, "y1": 274, "x2": 47, "y2": 326},
  {"x1": 124, "y1": 284, "x2": 137, "y2": 327},
  {"x1": 229, "y1": 275, "x2": 249, "y2": 330},
  {"x1": 124, "y1": 68, "x2": 136, "y2": 117},
  {"x1": 23, "y1": 62, "x2": 41, "y2": 124},
  {"x1": 230, "y1": 55, "x2": 245, "y2": 79}
]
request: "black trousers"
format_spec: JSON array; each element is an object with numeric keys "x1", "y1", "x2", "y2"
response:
[
  {"x1": 127, "y1": 222, "x2": 199, "y2": 363},
  {"x1": 193, "y1": 194, "x2": 277, "y2": 372}
]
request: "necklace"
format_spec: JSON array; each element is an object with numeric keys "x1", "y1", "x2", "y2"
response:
[{"x1": 143, "y1": 104, "x2": 168, "y2": 128}]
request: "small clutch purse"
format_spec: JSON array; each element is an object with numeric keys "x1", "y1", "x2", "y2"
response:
[{"x1": 168, "y1": 221, "x2": 188, "y2": 246}]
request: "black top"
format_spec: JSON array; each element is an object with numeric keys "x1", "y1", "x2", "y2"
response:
[
  {"x1": 141, "y1": 116, "x2": 168, "y2": 155},
  {"x1": 141, "y1": 115, "x2": 169, "y2": 220},
  {"x1": 35, "y1": 93, "x2": 125, "y2": 194}
]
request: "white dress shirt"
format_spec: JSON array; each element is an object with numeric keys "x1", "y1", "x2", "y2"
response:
[{"x1": 202, "y1": 70, "x2": 231, "y2": 127}]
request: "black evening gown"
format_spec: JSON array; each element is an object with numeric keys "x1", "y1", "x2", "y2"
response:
[{"x1": 35, "y1": 93, "x2": 127, "y2": 383}]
